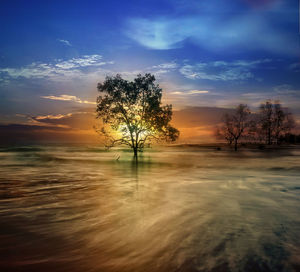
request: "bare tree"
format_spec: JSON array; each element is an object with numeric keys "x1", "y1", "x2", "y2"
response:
[
  {"x1": 259, "y1": 100, "x2": 273, "y2": 145},
  {"x1": 219, "y1": 104, "x2": 251, "y2": 151},
  {"x1": 215, "y1": 127, "x2": 234, "y2": 146},
  {"x1": 258, "y1": 100, "x2": 295, "y2": 145}
]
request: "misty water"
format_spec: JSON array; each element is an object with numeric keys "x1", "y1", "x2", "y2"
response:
[{"x1": 0, "y1": 145, "x2": 300, "y2": 272}]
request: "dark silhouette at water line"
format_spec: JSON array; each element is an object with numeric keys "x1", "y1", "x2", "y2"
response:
[{"x1": 95, "y1": 73, "x2": 179, "y2": 158}]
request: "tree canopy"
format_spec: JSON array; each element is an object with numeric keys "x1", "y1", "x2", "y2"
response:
[{"x1": 96, "y1": 73, "x2": 179, "y2": 156}]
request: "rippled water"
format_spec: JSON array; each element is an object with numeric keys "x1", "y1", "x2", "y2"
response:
[{"x1": 0, "y1": 145, "x2": 300, "y2": 272}]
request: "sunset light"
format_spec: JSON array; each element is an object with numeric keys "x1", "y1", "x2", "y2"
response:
[{"x1": 1, "y1": 1, "x2": 300, "y2": 271}]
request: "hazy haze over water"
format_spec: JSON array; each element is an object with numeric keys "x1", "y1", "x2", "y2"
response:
[{"x1": 0, "y1": 145, "x2": 300, "y2": 272}]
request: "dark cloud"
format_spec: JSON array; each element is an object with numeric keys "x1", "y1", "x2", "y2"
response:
[
  {"x1": 0, "y1": 110, "x2": 98, "y2": 144},
  {"x1": 1, "y1": 106, "x2": 298, "y2": 145},
  {"x1": 32, "y1": 111, "x2": 96, "y2": 130},
  {"x1": 0, "y1": 124, "x2": 70, "y2": 145},
  {"x1": 172, "y1": 107, "x2": 234, "y2": 128}
]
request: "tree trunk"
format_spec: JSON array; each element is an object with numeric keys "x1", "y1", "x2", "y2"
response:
[
  {"x1": 234, "y1": 139, "x2": 238, "y2": 151},
  {"x1": 133, "y1": 147, "x2": 138, "y2": 158},
  {"x1": 267, "y1": 128, "x2": 271, "y2": 145}
]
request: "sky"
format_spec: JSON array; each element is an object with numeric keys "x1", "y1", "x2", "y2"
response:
[{"x1": 0, "y1": 0, "x2": 299, "y2": 143}]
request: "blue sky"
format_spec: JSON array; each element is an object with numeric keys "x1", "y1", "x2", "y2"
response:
[{"x1": 0, "y1": 0, "x2": 299, "y2": 142}]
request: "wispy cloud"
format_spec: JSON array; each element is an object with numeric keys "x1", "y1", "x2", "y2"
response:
[
  {"x1": 151, "y1": 62, "x2": 178, "y2": 70},
  {"x1": 0, "y1": 55, "x2": 177, "y2": 84},
  {"x1": 188, "y1": 90, "x2": 210, "y2": 94},
  {"x1": 125, "y1": 11, "x2": 298, "y2": 55},
  {"x1": 274, "y1": 84, "x2": 300, "y2": 95},
  {"x1": 239, "y1": 85, "x2": 300, "y2": 110},
  {"x1": 179, "y1": 59, "x2": 270, "y2": 81},
  {"x1": 126, "y1": 18, "x2": 191, "y2": 50},
  {"x1": 288, "y1": 62, "x2": 300, "y2": 72},
  {"x1": 13, "y1": 113, "x2": 71, "y2": 128},
  {"x1": 35, "y1": 113, "x2": 73, "y2": 120},
  {"x1": 170, "y1": 90, "x2": 210, "y2": 95},
  {"x1": 54, "y1": 55, "x2": 110, "y2": 69},
  {"x1": 102, "y1": 61, "x2": 178, "y2": 80},
  {"x1": 13, "y1": 111, "x2": 95, "y2": 129},
  {"x1": 41, "y1": 94, "x2": 96, "y2": 105},
  {"x1": 57, "y1": 39, "x2": 72, "y2": 46},
  {"x1": 0, "y1": 55, "x2": 114, "y2": 82}
]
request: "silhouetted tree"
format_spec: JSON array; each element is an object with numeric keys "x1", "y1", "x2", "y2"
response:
[
  {"x1": 258, "y1": 100, "x2": 295, "y2": 145},
  {"x1": 215, "y1": 127, "x2": 234, "y2": 146},
  {"x1": 219, "y1": 104, "x2": 251, "y2": 151},
  {"x1": 282, "y1": 133, "x2": 300, "y2": 144},
  {"x1": 96, "y1": 73, "x2": 179, "y2": 157}
]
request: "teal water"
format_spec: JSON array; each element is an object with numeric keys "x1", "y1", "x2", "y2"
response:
[{"x1": 0, "y1": 145, "x2": 300, "y2": 271}]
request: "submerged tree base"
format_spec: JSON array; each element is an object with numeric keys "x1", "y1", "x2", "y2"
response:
[{"x1": 96, "y1": 74, "x2": 179, "y2": 155}]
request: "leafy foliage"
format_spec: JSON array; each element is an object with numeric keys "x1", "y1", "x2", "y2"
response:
[{"x1": 96, "y1": 73, "x2": 179, "y2": 155}]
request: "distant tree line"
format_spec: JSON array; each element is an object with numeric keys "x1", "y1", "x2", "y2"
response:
[{"x1": 216, "y1": 100, "x2": 296, "y2": 151}]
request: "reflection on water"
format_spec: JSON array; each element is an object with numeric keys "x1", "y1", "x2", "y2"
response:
[{"x1": 0, "y1": 145, "x2": 300, "y2": 272}]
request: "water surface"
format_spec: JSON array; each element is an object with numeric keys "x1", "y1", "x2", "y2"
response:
[{"x1": 0, "y1": 145, "x2": 300, "y2": 271}]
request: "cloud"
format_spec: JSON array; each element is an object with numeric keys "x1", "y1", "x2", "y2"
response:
[
  {"x1": 170, "y1": 90, "x2": 210, "y2": 95},
  {"x1": 0, "y1": 123, "x2": 97, "y2": 144},
  {"x1": 239, "y1": 86, "x2": 300, "y2": 111},
  {"x1": 0, "y1": 107, "x2": 235, "y2": 144},
  {"x1": 54, "y1": 55, "x2": 110, "y2": 69},
  {"x1": 99, "y1": 61, "x2": 178, "y2": 81},
  {"x1": 0, "y1": 55, "x2": 114, "y2": 82},
  {"x1": 167, "y1": 0, "x2": 284, "y2": 13},
  {"x1": 173, "y1": 106, "x2": 235, "y2": 127},
  {"x1": 125, "y1": 18, "x2": 193, "y2": 50},
  {"x1": 0, "y1": 55, "x2": 178, "y2": 84},
  {"x1": 288, "y1": 62, "x2": 300, "y2": 71},
  {"x1": 242, "y1": 0, "x2": 282, "y2": 10},
  {"x1": 57, "y1": 39, "x2": 72, "y2": 46},
  {"x1": 30, "y1": 111, "x2": 95, "y2": 130},
  {"x1": 41, "y1": 95, "x2": 96, "y2": 105},
  {"x1": 11, "y1": 113, "x2": 71, "y2": 128},
  {"x1": 274, "y1": 84, "x2": 300, "y2": 95},
  {"x1": 11, "y1": 111, "x2": 96, "y2": 131},
  {"x1": 125, "y1": 11, "x2": 299, "y2": 55},
  {"x1": 146, "y1": 62, "x2": 179, "y2": 77},
  {"x1": 151, "y1": 62, "x2": 178, "y2": 69},
  {"x1": 171, "y1": 106, "x2": 237, "y2": 142},
  {"x1": 188, "y1": 90, "x2": 210, "y2": 94},
  {"x1": 35, "y1": 113, "x2": 73, "y2": 120},
  {"x1": 179, "y1": 59, "x2": 270, "y2": 81}
]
